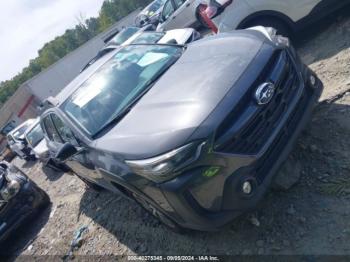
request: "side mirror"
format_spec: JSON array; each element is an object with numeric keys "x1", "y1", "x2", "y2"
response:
[{"x1": 55, "y1": 143, "x2": 78, "y2": 161}]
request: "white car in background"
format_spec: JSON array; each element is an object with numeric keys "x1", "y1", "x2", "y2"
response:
[
  {"x1": 156, "y1": 0, "x2": 201, "y2": 32},
  {"x1": 24, "y1": 118, "x2": 49, "y2": 162},
  {"x1": 24, "y1": 118, "x2": 71, "y2": 172},
  {"x1": 81, "y1": 28, "x2": 201, "y2": 71},
  {"x1": 123, "y1": 27, "x2": 201, "y2": 45},
  {"x1": 7, "y1": 119, "x2": 36, "y2": 160},
  {"x1": 157, "y1": 0, "x2": 350, "y2": 36}
]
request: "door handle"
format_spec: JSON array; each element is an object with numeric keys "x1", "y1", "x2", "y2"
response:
[
  {"x1": 172, "y1": 15, "x2": 176, "y2": 19},
  {"x1": 186, "y1": 3, "x2": 190, "y2": 7}
]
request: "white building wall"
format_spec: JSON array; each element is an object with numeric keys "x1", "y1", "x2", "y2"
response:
[{"x1": 26, "y1": 9, "x2": 140, "y2": 101}]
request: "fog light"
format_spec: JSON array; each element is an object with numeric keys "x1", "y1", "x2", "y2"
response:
[
  {"x1": 242, "y1": 181, "x2": 252, "y2": 195},
  {"x1": 309, "y1": 75, "x2": 316, "y2": 87}
]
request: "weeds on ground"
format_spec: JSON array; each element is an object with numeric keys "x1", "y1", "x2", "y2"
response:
[{"x1": 320, "y1": 176, "x2": 350, "y2": 197}]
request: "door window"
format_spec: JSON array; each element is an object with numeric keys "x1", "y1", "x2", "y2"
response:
[
  {"x1": 162, "y1": 0, "x2": 175, "y2": 20},
  {"x1": 51, "y1": 114, "x2": 78, "y2": 147},
  {"x1": 42, "y1": 115, "x2": 63, "y2": 143}
]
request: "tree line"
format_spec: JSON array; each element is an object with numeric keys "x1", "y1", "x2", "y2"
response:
[{"x1": 0, "y1": 0, "x2": 151, "y2": 106}]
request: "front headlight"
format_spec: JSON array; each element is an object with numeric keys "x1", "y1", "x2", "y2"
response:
[
  {"x1": 126, "y1": 141, "x2": 205, "y2": 182},
  {"x1": 0, "y1": 180, "x2": 21, "y2": 201}
]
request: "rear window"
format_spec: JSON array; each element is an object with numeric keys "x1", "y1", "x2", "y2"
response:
[
  {"x1": 108, "y1": 27, "x2": 139, "y2": 46},
  {"x1": 131, "y1": 32, "x2": 165, "y2": 44}
]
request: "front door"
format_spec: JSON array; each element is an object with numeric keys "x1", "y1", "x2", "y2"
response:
[
  {"x1": 42, "y1": 113, "x2": 112, "y2": 190},
  {"x1": 160, "y1": 0, "x2": 177, "y2": 29},
  {"x1": 171, "y1": 0, "x2": 197, "y2": 28}
]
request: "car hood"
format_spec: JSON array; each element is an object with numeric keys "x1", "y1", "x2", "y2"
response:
[{"x1": 95, "y1": 31, "x2": 264, "y2": 159}]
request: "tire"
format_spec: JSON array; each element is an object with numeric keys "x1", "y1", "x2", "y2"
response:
[
  {"x1": 243, "y1": 17, "x2": 292, "y2": 38},
  {"x1": 131, "y1": 192, "x2": 185, "y2": 233}
]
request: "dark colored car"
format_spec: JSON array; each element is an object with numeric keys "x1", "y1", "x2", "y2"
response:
[
  {"x1": 40, "y1": 28, "x2": 323, "y2": 232},
  {"x1": 135, "y1": 0, "x2": 167, "y2": 27},
  {"x1": 0, "y1": 162, "x2": 49, "y2": 243}
]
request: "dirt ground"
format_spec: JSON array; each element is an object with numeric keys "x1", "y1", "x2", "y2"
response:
[{"x1": 2, "y1": 8, "x2": 350, "y2": 259}]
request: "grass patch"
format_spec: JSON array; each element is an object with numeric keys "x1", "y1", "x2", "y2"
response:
[{"x1": 320, "y1": 177, "x2": 350, "y2": 197}]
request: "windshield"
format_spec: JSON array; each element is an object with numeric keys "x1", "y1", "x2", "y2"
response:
[
  {"x1": 108, "y1": 27, "x2": 139, "y2": 46},
  {"x1": 26, "y1": 123, "x2": 44, "y2": 147},
  {"x1": 62, "y1": 45, "x2": 182, "y2": 136},
  {"x1": 131, "y1": 32, "x2": 165, "y2": 45}
]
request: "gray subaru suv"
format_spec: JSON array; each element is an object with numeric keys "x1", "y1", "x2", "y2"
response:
[{"x1": 40, "y1": 28, "x2": 323, "y2": 232}]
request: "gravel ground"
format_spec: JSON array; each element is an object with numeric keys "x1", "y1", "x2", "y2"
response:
[{"x1": 2, "y1": 8, "x2": 350, "y2": 259}]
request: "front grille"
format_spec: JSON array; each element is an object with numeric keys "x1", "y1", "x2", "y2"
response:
[
  {"x1": 215, "y1": 50, "x2": 301, "y2": 155},
  {"x1": 254, "y1": 87, "x2": 311, "y2": 183}
]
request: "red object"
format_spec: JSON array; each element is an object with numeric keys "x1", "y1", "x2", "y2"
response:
[
  {"x1": 18, "y1": 95, "x2": 34, "y2": 118},
  {"x1": 205, "y1": 6, "x2": 218, "y2": 19},
  {"x1": 199, "y1": 5, "x2": 218, "y2": 34}
]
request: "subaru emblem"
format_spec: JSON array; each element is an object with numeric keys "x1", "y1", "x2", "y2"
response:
[{"x1": 255, "y1": 82, "x2": 275, "y2": 105}]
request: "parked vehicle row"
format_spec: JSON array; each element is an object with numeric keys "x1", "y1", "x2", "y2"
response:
[{"x1": 137, "y1": 0, "x2": 350, "y2": 37}]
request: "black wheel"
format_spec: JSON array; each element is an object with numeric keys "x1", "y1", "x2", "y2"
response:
[
  {"x1": 243, "y1": 17, "x2": 292, "y2": 38},
  {"x1": 132, "y1": 192, "x2": 185, "y2": 233}
]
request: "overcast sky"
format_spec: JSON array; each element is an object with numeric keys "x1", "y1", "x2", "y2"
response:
[{"x1": 0, "y1": 0, "x2": 105, "y2": 82}]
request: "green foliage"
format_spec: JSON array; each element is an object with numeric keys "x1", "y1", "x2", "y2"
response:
[
  {"x1": 320, "y1": 177, "x2": 350, "y2": 197},
  {"x1": 0, "y1": 0, "x2": 151, "y2": 106}
]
